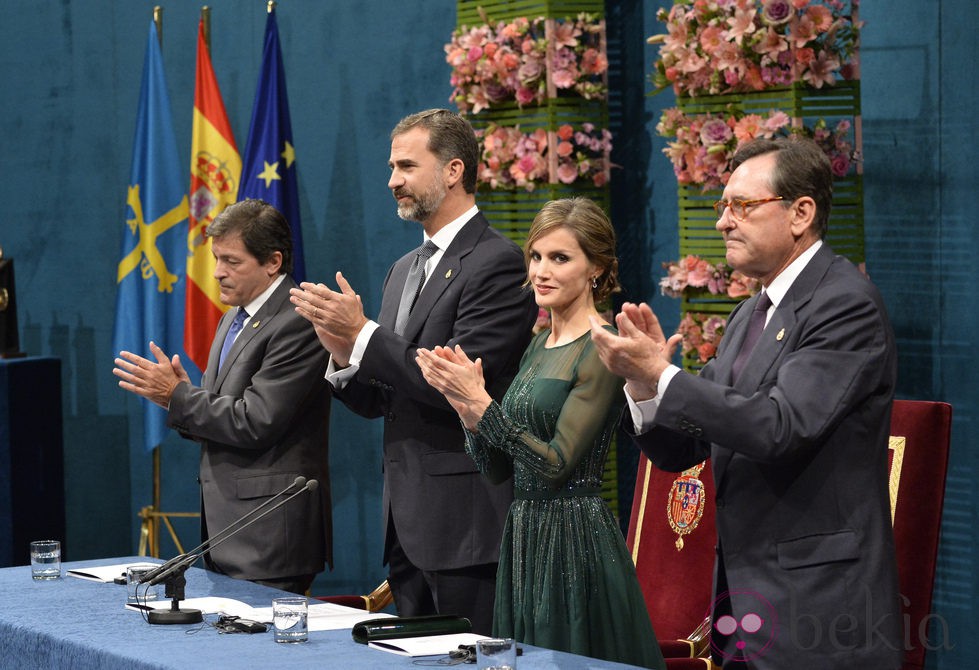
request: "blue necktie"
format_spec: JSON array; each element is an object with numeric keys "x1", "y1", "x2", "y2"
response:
[
  {"x1": 218, "y1": 308, "x2": 248, "y2": 370},
  {"x1": 394, "y1": 240, "x2": 439, "y2": 335},
  {"x1": 731, "y1": 292, "x2": 771, "y2": 382}
]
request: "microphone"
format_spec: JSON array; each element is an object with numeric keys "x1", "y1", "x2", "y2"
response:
[
  {"x1": 139, "y1": 475, "x2": 306, "y2": 586},
  {"x1": 139, "y1": 477, "x2": 317, "y2": 625}
]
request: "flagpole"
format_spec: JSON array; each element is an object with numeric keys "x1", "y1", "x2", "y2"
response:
[
  {"x1": 153, "y1": 6, "x2": 162, "y2": 45},
  {"x1": 151, "y1": 4, "x2": 164, "y2": 557},
  {"x1": 201, "y1": 6, "x2": 211, "y2": 54}
]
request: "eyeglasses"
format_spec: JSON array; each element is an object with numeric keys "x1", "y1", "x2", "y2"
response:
[{"x1": 713, "y1": 196, "x2": 784, "y2": 221}]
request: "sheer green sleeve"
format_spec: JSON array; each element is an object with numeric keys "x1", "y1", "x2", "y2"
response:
[{"x1": 464, "y1": 336, "x2": 623, "y2": 489}]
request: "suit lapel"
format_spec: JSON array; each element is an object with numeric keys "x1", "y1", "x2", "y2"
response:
[
  {"x1": 210, "y1": 277, "x2": 295, "y2": 389},
  {"x1": 396, "y1": 213, "x2": 488, "y2": 340},
  {"x1": 713, "y1": 244, "x2": 836, "y2": 483}
]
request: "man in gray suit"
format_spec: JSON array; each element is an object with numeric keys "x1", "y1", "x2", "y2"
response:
[
  {"x1": 291, "y1": 109, "x2": 537, "y2": 633},
  {"x1": 591, "y1": 137, "x2": 902, "y2": 668},
  {"x1": 114, "y1": 199, "x2": 331, "y2": 595}
]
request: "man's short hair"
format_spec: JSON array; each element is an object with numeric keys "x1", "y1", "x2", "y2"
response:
[
  {"x1": 391, "y1": 109, "x2": 480, "y2": 194},
  {"x1": 731, "y1": 136, "x2": 833, "y2": 238},
  {"x1": 207, "y1": 199, "x2": 293, "y2": 274}
]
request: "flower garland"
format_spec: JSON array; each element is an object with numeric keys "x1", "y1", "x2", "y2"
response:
[
  {"x1": 679, "y1": 312, "x2": 728, "y2": 363},
  {"x1": 649, "y1": 0, "x2": 861, "y2": 98},
  {"x1": 660, "y1": 255, "x2": 761, "y2": 362},
  {"x1": 657, "y1": 107, "x2": 855, "y2": 190},
  {"x1": 477, "y1": 122, "x2": 613, "y2": 191},
  {"x1": 446, "y1": 13, "x2": 608, "y2": 114},
  {"x1": 660, "y1": 255, "x2": 760, "y2": 299}
]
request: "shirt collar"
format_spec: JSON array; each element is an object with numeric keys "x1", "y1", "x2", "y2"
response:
[
  {"x1": 242, "y1": 273, "x2": 286, "y2": 319},
  {"x1": 424, "y1": 205, "x2": 478, "y2": 251},
  {"x1": 764, "y1": 239, "x2": 822, "y2": 308}
]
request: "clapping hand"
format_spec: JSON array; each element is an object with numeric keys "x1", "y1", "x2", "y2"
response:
[
  {"x1": 416, "y1": 345, "x2": 492, "y2": 430},
  {"x1": 290, "y1": 272, "x2": 367, "y2": 366},
  {"x1": 589, "y1": 302, "x2": 682, "y2": 401}
]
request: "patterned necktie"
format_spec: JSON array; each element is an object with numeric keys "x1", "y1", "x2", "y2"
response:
[
  {"x1": 218, "y1": 308, "x2": 248, "y2": 370},
  {"x1": 730, "y1": 292, "x2": 771, "y2": 382},
  {"x1": 394, "y1": 240, "x2": 439, "y2": 335}
]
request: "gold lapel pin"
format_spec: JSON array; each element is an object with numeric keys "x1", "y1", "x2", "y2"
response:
[
  {"x1": 445, "y1": 269, "x2": 453, "y2": 279},
  {"x1": 776, "y1": 328, "x2": 784, "y2": 341},
  {"x1": 252, "y1": 321, "x2": 260, "y2": 329}
]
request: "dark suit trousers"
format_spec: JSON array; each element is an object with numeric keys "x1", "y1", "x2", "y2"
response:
[{"x1": 386, "y1": 515, "x2": 497, "y2": 635}]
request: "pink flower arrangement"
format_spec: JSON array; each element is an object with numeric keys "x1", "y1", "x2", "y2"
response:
[
  {"x1": 649, "y1": 0, "x2": 861, "y2": 98},
  {"x1": 657, "y1": 107, "x2": 856, "y2": 189},
  {"x1": 657, "y1": 107, "x2": 792, "y2": 189},
  {"x1": 804, "y1": 117, "x2": 857, "y2": 177},
  {"x1": 477, "y1": 122, "x2": 613, "y2": 191},
  {"x1": 660, "y1": 255, "x2": 761, "y2": 299},
  {"x1": 679, "y1": 312, "x2": 728, "y2": 363},
  {"x1": 446, "y1": 13, "x2": 608, "y2": 113}
]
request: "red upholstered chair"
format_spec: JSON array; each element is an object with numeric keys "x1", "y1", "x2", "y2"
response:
[
  {"x1": 313, "y1": 579, "x2": 394, "y2": 612},
  {"x1": 887, "y1": 400, "x2": 952, "y2": 670},
  {"x1": 627, "y1": 457, "x2": 717, "y2": 669},
  {"x1": 626, "y1": 400, "x2": 953, "y2": 670}
]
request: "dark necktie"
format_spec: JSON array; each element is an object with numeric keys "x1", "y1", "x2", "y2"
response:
[
  {"x1": 730, "y1": 292, "x2": 771, "y2": 382},
  {"x1": 218, "y1": 308, "x2": 248, "y2": 370},
  {"x1": 394, "y1": 240, "x2": 438, "y2": 335}
]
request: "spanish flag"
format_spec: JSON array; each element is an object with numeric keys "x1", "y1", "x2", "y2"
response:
[{"x1": 184, "y1": 17, "x2": 241, "y2": 372}]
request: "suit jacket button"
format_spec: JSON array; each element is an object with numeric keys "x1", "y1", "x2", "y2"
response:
[{"x1": 386, "y1": 412, "x2": 395, "y2": 421}]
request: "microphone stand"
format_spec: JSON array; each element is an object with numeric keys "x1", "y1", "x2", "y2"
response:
[{"x1": 141, "y1": 476, "x2": 316, "y2": 625}]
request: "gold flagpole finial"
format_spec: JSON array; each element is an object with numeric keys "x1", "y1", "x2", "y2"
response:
[
  {"x1": 267, "y1": 1, "x2": 276, "y2": 14},
  {"x1": 201, "y1": 6, "x2": 211, "y2": 53},
  {"x1": 152, "y1": 6, "x2": 163, "y2": 45}
]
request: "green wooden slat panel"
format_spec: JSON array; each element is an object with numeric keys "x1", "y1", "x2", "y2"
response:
[
  {"x1": 467, "y1": 99, "x2": 609, "y2": 130},
  {"x1": 457, "y1": 0, "x2": 605, "y2": 25},
  {"x1": 677, "y1": 81, "x2": 861, "y2": 117}
]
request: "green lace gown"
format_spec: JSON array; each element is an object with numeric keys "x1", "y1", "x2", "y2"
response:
[{"x1": 464, "y1": 329, "x2": 665, "y2": 669}]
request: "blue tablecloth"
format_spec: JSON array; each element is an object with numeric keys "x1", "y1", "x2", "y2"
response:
[{"x1": 0, "y1": 557, "x2": 644, "y2": 669}]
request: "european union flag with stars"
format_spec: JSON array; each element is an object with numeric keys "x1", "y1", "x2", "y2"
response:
[{"x1": 239, "y1": 7, "x2": 306, "y2": 282}]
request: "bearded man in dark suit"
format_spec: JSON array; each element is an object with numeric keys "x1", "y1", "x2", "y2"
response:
[{"x1": 291, "y1": 109, "x2": 537, "y2": 634}]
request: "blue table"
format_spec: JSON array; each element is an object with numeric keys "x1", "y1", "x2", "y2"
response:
[{"x1": 0, "y1": 557, "x2": 644, "y2": 669}]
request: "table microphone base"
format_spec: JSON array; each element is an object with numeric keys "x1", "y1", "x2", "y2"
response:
[{"x1": 148, "y1": 608, "x2": 203, "y2": 625}]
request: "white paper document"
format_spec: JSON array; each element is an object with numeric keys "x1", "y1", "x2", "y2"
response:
[
  {"x1": 67, "y1": 562, "x2": 158, "y2": 583},
  {"x1": 249, "y1": 602, "x2": 395, "y2": 631},
  {"x1": 126, "y1": 597, "x2": 393, "y2": 631},
  {"x1": 368, "y1": 632, "x2": 488, "y2": 657}
]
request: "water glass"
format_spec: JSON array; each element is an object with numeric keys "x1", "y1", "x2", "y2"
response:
[
  {"x1": 126, "y1": 564, "x2": 162, "y2": 603},
  {"x1": 272, "y1": 596, "x2": 308, "y2": 643},
  {"x1": 477, "y1": 637, "x2": 517, "y2": 670},
  {"x1": 30, "y1": 540, "x2": 61, "y2": 580}
]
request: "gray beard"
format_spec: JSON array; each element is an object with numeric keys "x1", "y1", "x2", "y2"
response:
[{"x1": 395, "y1": 180, "x2": 446, "y2": 223}]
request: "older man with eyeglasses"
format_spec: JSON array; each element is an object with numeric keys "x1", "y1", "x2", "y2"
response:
[{"x1": 591, "y1": 136, "x2": 902, "y2": 669}]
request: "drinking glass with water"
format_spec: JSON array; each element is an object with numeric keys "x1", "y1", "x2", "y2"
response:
[
  {"x1": 30, "y1": 540, "x2": 61, "y2": 580},
  {"x1": 272, "y1": 596, "x2": 308, "y2": 643}
]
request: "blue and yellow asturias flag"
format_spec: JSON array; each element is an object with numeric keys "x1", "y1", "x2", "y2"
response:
[
  {"x1": 238, "y1": 6, "x2": 306, "y2": 282},
  {"x1": 112, "y1": 21, "x2": 189, "y2": 452}
]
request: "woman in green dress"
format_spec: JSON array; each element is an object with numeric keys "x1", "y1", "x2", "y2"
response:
[{"x1": 416, "y1": 198, "x2": 665, "y2": 669}]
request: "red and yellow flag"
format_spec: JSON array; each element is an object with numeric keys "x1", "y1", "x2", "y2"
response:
[{"x1": 184, "y1": 17, "x2": 241, "y2": 371}]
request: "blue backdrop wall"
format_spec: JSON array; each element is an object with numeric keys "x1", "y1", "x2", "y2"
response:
[{"x1": 1, "y1": 2, "x2": 975, "y2": 667}]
